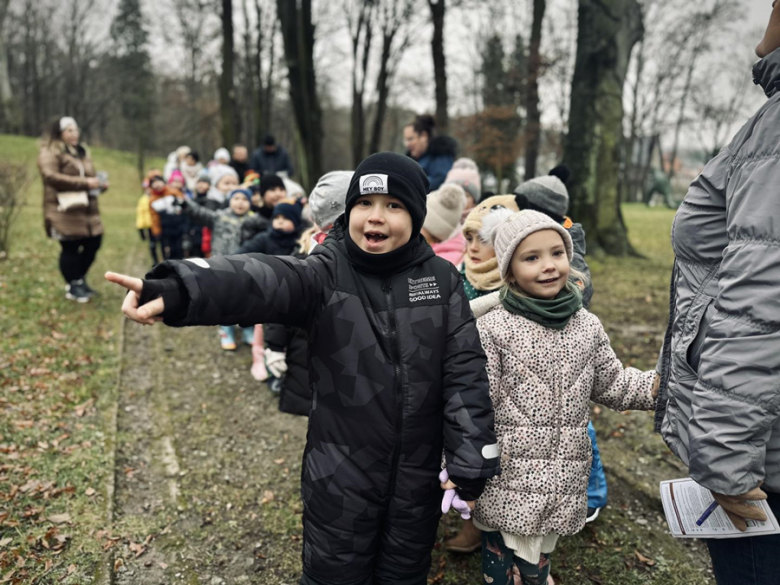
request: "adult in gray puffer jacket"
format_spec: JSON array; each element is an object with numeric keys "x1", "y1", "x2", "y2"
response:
[{"x1": 655, "y1": 9, "x2": 780, "y2": 584}]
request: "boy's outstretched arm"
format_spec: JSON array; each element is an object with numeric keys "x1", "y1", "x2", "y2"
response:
[
  {"x1": 106, "y1": 252, "x2": 331, "y2": 330},
  {"x1": 441, "y1": 271, "x2": 500, "y2": 501}
]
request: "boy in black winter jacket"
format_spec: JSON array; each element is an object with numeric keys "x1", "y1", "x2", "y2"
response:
[{"x1": 106, "y1": 152, "x2": 499, "y2": 585}]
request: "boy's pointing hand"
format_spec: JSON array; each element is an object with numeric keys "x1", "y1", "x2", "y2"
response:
[{"x1": 105, "y1": 272, "x2": 165, "y2": 325}]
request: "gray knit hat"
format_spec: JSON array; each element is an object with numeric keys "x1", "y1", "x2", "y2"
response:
[
  {"x1": 308, "y1": 171, "x2": 354, "y2": 228},
  {"x1": 514, "y1": 175, "x2": 569, "y2": 219},
  {"x1": 492, "y1": 210, "x2": 573, "y2": 280}
]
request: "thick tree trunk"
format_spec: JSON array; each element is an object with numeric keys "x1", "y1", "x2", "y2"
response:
[
  {"x1": 220, "y1": 0, "x2": 237, "y2": 147},
  {"x1": 428, "y1": 0, "x2": 448, "y2": 134},
  {"x1": 350, "y1": 5, "x2": 372, "y2": 167},
  {"x1": 277, "y1": 0, "x2": 322, "y2": 191},
  {"x1": 524, "y1": 0, "x2": 546, "y2": 180},
  {"x1": 563, "y1": 0, "x2": 644, "y2": 256}
]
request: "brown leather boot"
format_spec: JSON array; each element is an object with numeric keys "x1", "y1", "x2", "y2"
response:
[{"x1": 444, "y1": 518, "x2": 482, "y2": 553}]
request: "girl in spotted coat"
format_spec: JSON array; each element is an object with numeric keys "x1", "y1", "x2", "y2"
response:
[{"x1": 473, "y1": 209, "x2": 658, "y2": 585}]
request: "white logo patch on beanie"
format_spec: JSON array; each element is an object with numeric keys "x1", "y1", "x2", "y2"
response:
[{"x1": 359, "y1": 174, "x2": 389, "y2": 195}]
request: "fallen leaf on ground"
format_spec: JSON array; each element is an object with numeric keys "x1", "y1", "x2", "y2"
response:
[
  {"x1": 157, "y1": 561, "x2": 168, "y2": 570},
  {"x1": 260, "y1": 491, "x2": 274, "y2": 505},
  {"x1": 48, "y1": 513, "x2": 71, "y2": 524},
  {"x1": 635, "y1": 550, "x2": 656, "y2": 566},
  {"x1": 85, "y1": 487, "x2": 96, "y2": 496},
  {"x1": 0, "y1": 538, "x2": 11, "y2": 547},
  {"x1": 273, "y1": 458, "x2": 285, "y2": 465}
]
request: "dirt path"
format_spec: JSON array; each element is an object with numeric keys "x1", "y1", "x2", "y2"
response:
[{"x1": 112, "y1": 315, "x2": 308, "y2": 584}]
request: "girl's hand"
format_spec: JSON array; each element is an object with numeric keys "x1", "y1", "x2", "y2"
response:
[
  {"x1": 652, "y1": 374, "x2": 661, "y2": 399},
  {"x1": 105, "y1": 272, "x2": 164, "y2": 325},
  {"x1": 439, "y1": 472, "x2": 476, "y2": 513}
]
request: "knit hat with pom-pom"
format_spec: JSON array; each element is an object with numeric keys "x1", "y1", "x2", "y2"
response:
[
  {"x1": 423, "y1": 183, "x2": 466, "y2": 241},
  {"x1": 492, "y1": 210, "x2": 574, "y2": 280}
]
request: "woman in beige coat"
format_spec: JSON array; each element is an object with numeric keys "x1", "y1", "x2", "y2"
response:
[{"x1": 38, "y1": 117, "x2": 108, "y2": 302}]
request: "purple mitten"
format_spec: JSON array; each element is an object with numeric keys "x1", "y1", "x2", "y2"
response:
[{"x1": 439, "y1": 469, "x2": 472, "y2": 520}]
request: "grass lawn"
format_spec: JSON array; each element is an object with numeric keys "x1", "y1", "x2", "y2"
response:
[
  {"x1": 0, "y1": 134, "x2": 163, "y2": 583},
  {"x1": 0, "y1": 133, "x2": 712, "y2": 584}
]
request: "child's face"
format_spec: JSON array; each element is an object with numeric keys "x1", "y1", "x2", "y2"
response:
[
  {"x1": 196, "y1": 180, "x2": 210, "y2": 194},
  {"x1": 421, "y1": 227, "x2": 440, "y2": 246},
  {"x1": 170, "y1": 178, "x2": 184, "y2": 190},
  {"x1": 465, "y1": 231, "x2": 495, "y2": 264},
  {"x1": 251, "y1": 192, "x2": 262, "y2": 207},
  {"x1": 263, "y1": 187, "x2": 287, "y2": 208},
  {"x1": 216, "y1": 175, "x2": 239, "y2": 193},
  {"x1": 229, "y1": 194, "x2": 251, "y2": 215},
  {"x1": 272, "y1": 215, "x2": 296, "y2": 233},
  {"x1": 185, "y1": 154, "x2": 197, "y2": 166},
  {"x1": 151, "y1": 179, "x2": 165, "y2": 193},
  {"x1": 348, "y1": 194, "x2": 412, "y2": 254},
  {"x1": 508, "y1": 230, "x2": 569, "y2": 300}
]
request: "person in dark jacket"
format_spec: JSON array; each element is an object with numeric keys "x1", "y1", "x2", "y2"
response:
[
  {"x1": 404, "y1": 114, "x2": 457, "y2": 191},
  {"x1": 107, "y1": 152, "x2": 499, "y2": 585},
  {"x1": 230, "y1": 145, "x2": 251, "y2": 181},
  {"x1": 251, "y1": 134, "x2": 294, "y2": 177}
]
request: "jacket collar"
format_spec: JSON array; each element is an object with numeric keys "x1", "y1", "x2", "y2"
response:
[{"x1": 753, "y1": 47, "x2": 780, "y2": 97}]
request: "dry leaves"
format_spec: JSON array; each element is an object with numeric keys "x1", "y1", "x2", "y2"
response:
[
  {"x1": 47, "y1": 513, "x2": 71, "y2": 525},
  {"x1": 634, "y1": 550, "x2": 656, "y2": 566},
  {"x1": 260, "y1": 491, "x2": 275, "y2": 505}
]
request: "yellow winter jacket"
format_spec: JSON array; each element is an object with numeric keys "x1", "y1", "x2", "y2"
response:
[{"x1": 136, "y1": 194, "x2": 152, "y2": 230}]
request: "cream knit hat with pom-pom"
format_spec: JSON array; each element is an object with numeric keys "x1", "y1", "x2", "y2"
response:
[{"x1": 423, "y1": 183, "x2": 466, "y2": 241}]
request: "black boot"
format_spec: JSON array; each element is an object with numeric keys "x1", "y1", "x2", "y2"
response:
[{"x1": 82, "y1": 278, "x2": 98, "y2": 297}]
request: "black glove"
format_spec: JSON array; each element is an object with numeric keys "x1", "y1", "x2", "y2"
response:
[{"x1": 449, "y1": 475, "x2": 488, "y2": 502}]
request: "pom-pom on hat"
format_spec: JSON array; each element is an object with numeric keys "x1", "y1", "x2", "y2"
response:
[
  {"x1": 345, "y1": 152, "x2": 429, "y2": 237},
  {"x1": 423, "y1": 184, "x2": 466, "y2": 241},
  {"x1": 309, "y1": 170, "x2": 354, "y2": 229},
  {"x1": 493, "y1": 210, "x2": 574, "y2": 280}
]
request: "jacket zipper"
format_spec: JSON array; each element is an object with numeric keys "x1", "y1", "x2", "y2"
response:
[{"x1": 382, "y1": 280, "x2": 404, "y2": 496}]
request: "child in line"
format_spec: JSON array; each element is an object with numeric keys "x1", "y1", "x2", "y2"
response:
[
  {"x1": 421, "y1": 183, "x2": 467, "y2": 267},
  {"x1": 445, "y1": 157, "x2": 482, "y2": 221},
  {"x1": 259, "y1": 171, "x2": 354, "y2": 414},
  {"x1": 106, "y1": 152, "x2": 499, "y2": 585},
  {"x1": 147, "y1": 174, "x2": 181, "y2": 264},
  {"x1": 473, "y1": 209, "x2": 658, "y2": 585},
  {"x1": 179, "y1": 187, "x2": 268, "y2": 350},
  {"x1": 180, "y1": 151, "x2": 203, "y2": 192},
  {"x1": 237, "y1": 200, "x2": 303, "y2": 387},
  {"x1": 136, "y1": 177, "x2": 154, "y2": 264},
  {"x1": 157, "y1": 170, "x2": 188, "y2": 260},
  {"x1": 254, "y1": 174, "x2": 288, "y2": 220}
]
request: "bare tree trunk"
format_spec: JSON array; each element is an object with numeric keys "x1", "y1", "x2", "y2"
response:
[
  {"x1": 563, "y1": 0, "x2": 644, "y2": 256},
  {"x1": 277, "y1": 0, "x2": 322, "y2": 191},
  {"x1": 0, "y1": 0, "x2": 14, "y2": 131},
  {"x1": 524, "y1": 0, "x2": 546, "y2": 180},
  {"x1": 624, "y1": 38, "x2": 645, "y2": 203},
  {"x1": 428, "y1": 0, "x2": 448, "y2": 133},
  {"x1": 348, "y1": 2, "x2": 373, "y2": 167},
  {"x1": 369, "y1": 33, "x2": 392, "y2": 154},
  {"x1": 220, "y1": 0, "x2": 237, "y2": 147},
  {"x1": 242, "y1": 0, "x2": 256, "y2": 148}
]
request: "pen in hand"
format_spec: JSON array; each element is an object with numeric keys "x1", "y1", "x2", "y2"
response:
[{"x1": 696, "y1": 501, "x2": 719, "y2": 526}]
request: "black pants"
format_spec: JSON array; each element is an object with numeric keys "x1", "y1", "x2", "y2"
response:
[{"x1": 59, "y1": 235, "x2": 102, "y2": 283}]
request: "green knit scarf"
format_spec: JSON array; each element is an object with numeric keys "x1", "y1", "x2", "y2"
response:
[{"x1": 499, "y1": 281, "x2": 583, "y2": 330}]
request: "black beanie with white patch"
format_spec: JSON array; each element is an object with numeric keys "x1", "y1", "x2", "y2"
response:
[{"x1": 344, "y1": 152, "x2": 430, "y2": 237}]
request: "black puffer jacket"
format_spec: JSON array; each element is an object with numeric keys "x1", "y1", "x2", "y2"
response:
[{"x1": 144, "y1": 233, "x2": 499, "y2": 583}]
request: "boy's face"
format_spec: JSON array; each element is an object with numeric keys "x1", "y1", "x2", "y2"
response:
[
  {"x1": 272, "y1": 215, "x2": 296, "y2": 233},
  {"x1": 170, "y1": 178, "x2": 184, "y2": 190},
  {"x1": 185, "y1": 154, "x2": 197, "y2": 166},
  {"x1": 229, "y1": 194, "x2": 251, "y2": 215},
  {"x1": 263, "y1": 187, "x2": 287, "y2": 208},
  {"x1": 251, "y1": 192, "x2": 262, "y2": 207},
  {"x1": 151, "y1": 179, "x2": 165, "y2": 193},
  {"x1": 348, "y1": 194, "x2": 413, "y2": 254},
  {"x1": 196, "y1": 180, "x2": 210, "y2": 194},
  {"x1": 216, "y1": 175, "x2": 239, "y2": 193},
  {"x1": 757, "y1": 0, "x2": 780, "y2": 57},
  {"x1": 508, "y1": 229, "x2": 569, "y2": 300}
]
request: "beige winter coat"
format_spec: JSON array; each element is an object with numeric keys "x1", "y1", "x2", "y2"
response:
[
  {"x1": 473, "y1": 303, "x2": 656, "y2": 536},
  {"x1": 38, "y1": 141, "x2": 102, "y2": 240}
]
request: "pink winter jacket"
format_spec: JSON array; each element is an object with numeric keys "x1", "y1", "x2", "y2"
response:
[
  {"x1": 431, "y1": 230, "x2": 465, "y2": 267},
  {"x1": 473, "y1": 304, "x2": 656, "y2": 537}
]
